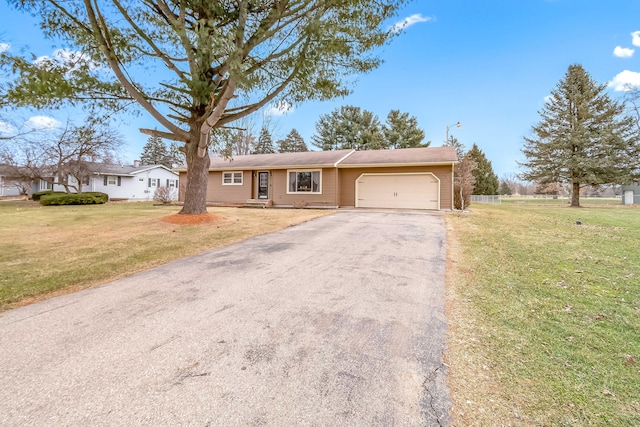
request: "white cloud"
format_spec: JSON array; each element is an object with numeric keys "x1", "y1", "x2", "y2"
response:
[
  {"x1": 632, "y1": 31, "x2": 640, "y2": 47},
  {"x1": 264, "y1": 101, "x2": 293, "y2": 117},
  {"x1": 0, "y1": 121, "x2": 16, "y2": 134},
  {"x1": 608, "y1": 70, "x2": 640, "y2": 91},
  {"x1": 34, "y1": 48, "x2": 98, "y2": 76},
  {"x1": 613, "y1": 46, "x2": 634, "y2": 58},
  {"x1": 390, "y1": 14, "x2": 432, "y2": 33},
  {"x1": 24, "y1": 116, "x2": 62, "y2": 130},
  {"x1": 0, "y1": 43, "x2": 9, "y2": 53}
]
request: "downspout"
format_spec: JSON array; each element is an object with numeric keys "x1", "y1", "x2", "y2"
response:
[
  {"x1": 451, "y1": 163, "x2": 455, "y2": 210},
  {"x1": 335, "y1": 167, "x2": 339, "y2": 208},
  {"x1": 334, "y1": 150, "x2": 356, "y2": 208}
]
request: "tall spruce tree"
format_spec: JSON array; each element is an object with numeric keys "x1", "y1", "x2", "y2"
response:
[
  {"x1": 278, "y1": 129, "x2": 308, "y2": 152},
  {"x1": 140, "y1": 135, "x2": 171, "y2": 167},
  {"x1": 253, "y1": 128, "x2": 276, "y2": 154},
  {"x1": 468, "y1": 144, "x2": 499, "y2": 195},
  {"x1": 498, "y1": 181, "x2": 512, "y2": 195},
  {"x1": 521, "y1": 64, "x2": 640, "y2": 207},
  {"x1": 382, "y1": 110, "x2": 427, "y2": 148}
]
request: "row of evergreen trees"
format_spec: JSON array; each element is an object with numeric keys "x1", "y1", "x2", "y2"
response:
[
  {"x1": 252, "y1": 128, "x2": 308, "y2": 154},
  {"x1": 215, "y1": 106, "x2": 427, "y2": 156},
  {"x1": 311, "y1": 107, "x2": 426, "y2": 151}
]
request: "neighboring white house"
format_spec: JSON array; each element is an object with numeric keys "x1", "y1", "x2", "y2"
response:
[
  {"x1": 32, "y1": 161, "x2": 180, "y2": 201},
  {"x1": 0, "y1": 164, "x2": 31, "y2": 197}
]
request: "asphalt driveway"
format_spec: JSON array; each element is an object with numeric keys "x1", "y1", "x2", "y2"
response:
[{"x1": 0, "y1": 210, "x2": 450, "y2": 426}]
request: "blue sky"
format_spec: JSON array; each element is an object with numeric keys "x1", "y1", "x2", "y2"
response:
[{"x1": 2, "y1": 0, "x2": 640, "y2": 177}]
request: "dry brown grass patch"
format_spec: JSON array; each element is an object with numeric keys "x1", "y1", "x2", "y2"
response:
[
  {"x1": 160, "y1": 212, "x2": 226, "y2": 225},
  {"x1": 445, "y1": 211, "x2": 529, "y2": 426}
]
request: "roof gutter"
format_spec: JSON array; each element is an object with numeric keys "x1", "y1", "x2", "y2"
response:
[{"x1": 337, "y1": 161, "x2": 458, "y2": 168}]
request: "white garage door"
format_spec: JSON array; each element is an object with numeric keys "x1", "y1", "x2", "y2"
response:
[{"x1": 356, "y1": 173, "x2": 440, "y2": 210}]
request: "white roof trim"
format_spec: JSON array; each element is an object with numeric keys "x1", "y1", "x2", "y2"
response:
[
  {"x1": 333, "y1": 149, "x2": 356, "y2": 167},
  {"x1": 129, "y1": 165, "x2": 177, "y2": 175}
]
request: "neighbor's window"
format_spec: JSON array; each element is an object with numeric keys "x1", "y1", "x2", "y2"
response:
[
  {"x1": 222, "y1": 171, "x2": 243, "y2": 185},
  {"x1": 81, "y1": 176, "x2": 90, "y2": 186},
  {"x1": 288, "y1": 170, "x2": 321, "y2": 193},
  {"x1": 148, "y1": 178, "x2": 159, "y2": 187},
  {"x1": 107, "y1": 176, "x2": 117, "y2": 185}
]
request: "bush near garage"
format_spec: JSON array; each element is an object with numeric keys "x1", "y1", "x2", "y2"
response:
[
  {"x1": 39, "y1": 192, "x2": 109, "y2": 206},
  {"x1": 31, "y1": 190, "x2": 66, "y2": 201}
]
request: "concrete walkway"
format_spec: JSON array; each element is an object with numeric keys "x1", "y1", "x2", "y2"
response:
[{"x1": 0, "y1": 210, "x2": 450, "y2": 426}]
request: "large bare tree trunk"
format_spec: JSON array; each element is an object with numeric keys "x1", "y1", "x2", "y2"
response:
[
  {"x1": 179, "y1": 128, "x2": 210, "y2": 215},
  {"x1": 571, "y1": 182, "x2": 581, "y2": 207}
]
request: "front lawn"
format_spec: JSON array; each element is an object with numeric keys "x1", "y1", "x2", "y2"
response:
[
  {"x1": 446, "y1": 204, "x2": 640, "y2": 426},
  {"x1": 0, "y1": 201, "x2": 330, "y2": 311}
]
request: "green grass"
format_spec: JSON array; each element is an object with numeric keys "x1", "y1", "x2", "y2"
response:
[
  {"x1": 446, "y1": 204, "x2": 640, "y2": 426},
  {"x1": 0, "y1": 201, "x2": 331, "y2": 311}
]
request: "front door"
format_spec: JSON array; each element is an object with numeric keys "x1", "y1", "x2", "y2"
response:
[{"x1": 258, "y1": 171, "x2": 269, "y2": 199}]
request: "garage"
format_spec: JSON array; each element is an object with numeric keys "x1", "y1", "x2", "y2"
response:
[{"x1": 355, "y1": 173, "x2": 440, "y2": 210}]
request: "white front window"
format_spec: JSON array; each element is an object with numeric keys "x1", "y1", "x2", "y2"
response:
[
  {"x1": 288, "y1": 170, "x2": 321, "y2": 194},
  {"x1": 107, "y1": 176, "x2": 117, "y2": 185},
  {"x1": 222, "y1": 171, "x2": 243, "y2": 185}
]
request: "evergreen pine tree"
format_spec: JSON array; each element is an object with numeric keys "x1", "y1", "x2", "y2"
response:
[
  {"x1": 311, "y1": 106, "x2": 384, "y2": 150},
  {"x1": 521, "y1": 64, "x2": 640, "y2": 207},
  {"x1": 278, "y1": 129, "x2": 308, "y2": 152},
  {"x1": 140, "y1": 134, "x2": 171, "y2": 167},
  {"x1": 253, "y1": 128, "x2": 276, "y2": 154},
  {"x1": 382, "y1": 110, "x2": 427, "y2": 148},
  {"x1": 468, "y1": 144, "x2": 499, "y2": 195},
  {"x1": 498, "y1": 181, "x2": 512, "y2": 195}
]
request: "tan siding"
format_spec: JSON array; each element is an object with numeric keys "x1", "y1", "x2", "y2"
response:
[
  {"x1": 205, "y1": 171, "x2": 252, "y2": 203},
  {"x1": 270, "y1": 168, "x2": 338, "y2": 207},
  {"x1": 339, "y1": 165, "x2": 454, "y2": 210},
  {"x1": 188, "y1": 164, "x2": 453, "y2": 209}
]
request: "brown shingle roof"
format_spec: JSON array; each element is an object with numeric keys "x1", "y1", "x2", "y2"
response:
[
  {"x1": 338, "y1": 146, "x2": 458, "y2": 166},
  {"x1": 205, "y1": 149, "x2": 354, "y2": 170},
  {"x1": 182, "y1": 146, "x2": 457, "y2": 171}
]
